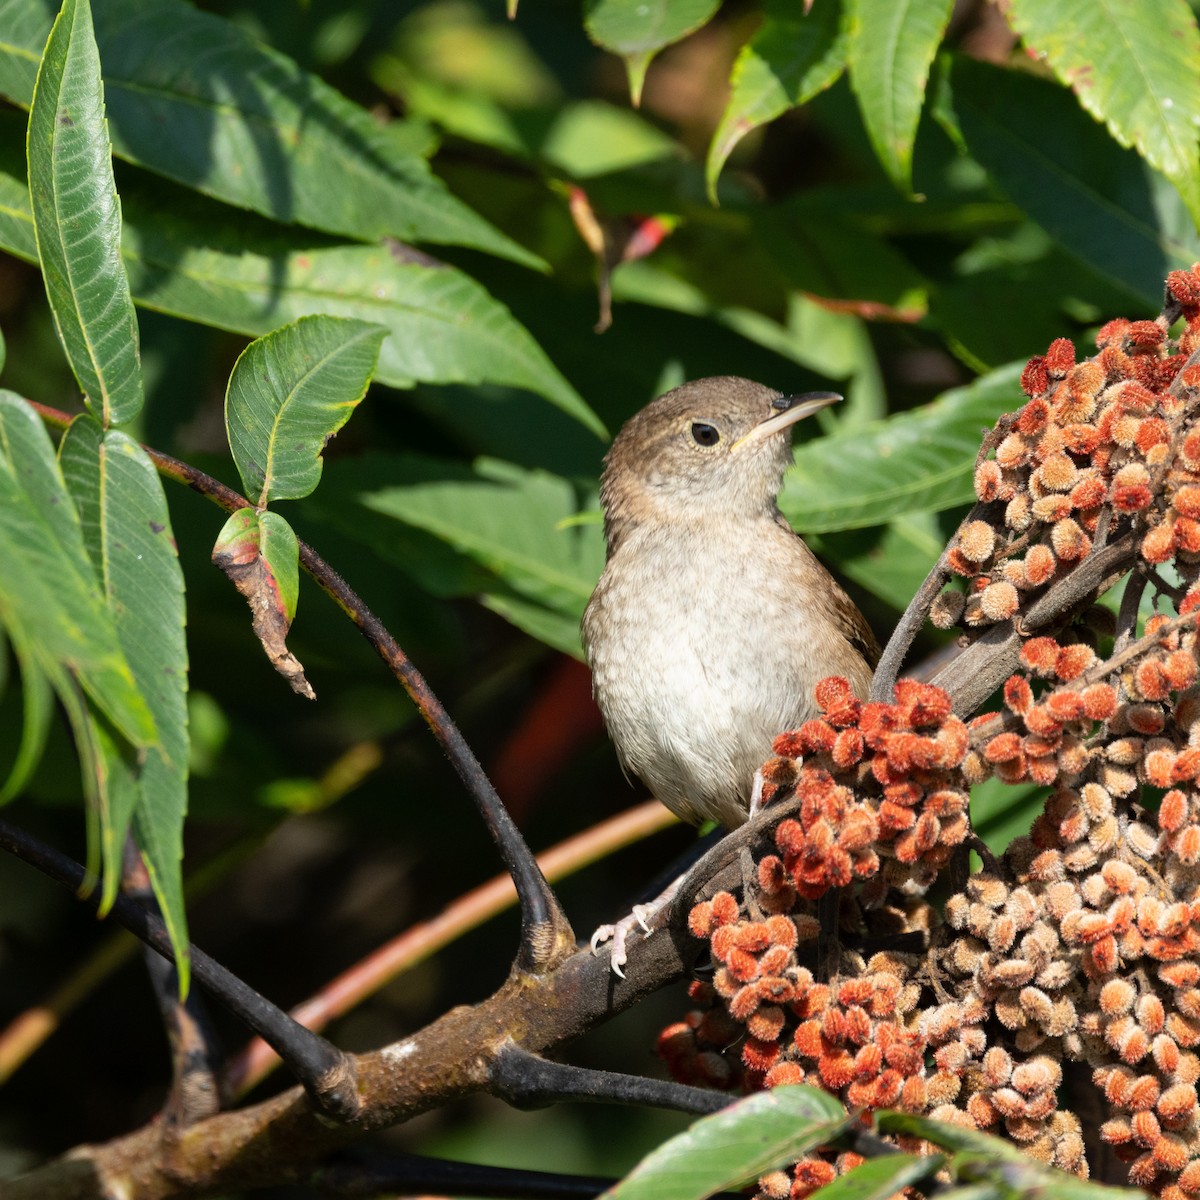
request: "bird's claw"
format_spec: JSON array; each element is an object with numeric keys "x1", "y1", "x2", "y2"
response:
[
  {"x1": 590, "y1": 914, "x2": 646, "y2": 977},
  {"x1": 748, "y1": 767, "x2": 765, "y2": 820}
]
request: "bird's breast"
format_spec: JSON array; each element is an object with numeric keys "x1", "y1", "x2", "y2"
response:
[{"x1": 582, "y1": 522, "x2": 844, "y2": 829}]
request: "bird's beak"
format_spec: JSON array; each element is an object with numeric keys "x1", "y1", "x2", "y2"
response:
[{"x1": 733, "y1": 391, "x2": 842, "y2": 449}]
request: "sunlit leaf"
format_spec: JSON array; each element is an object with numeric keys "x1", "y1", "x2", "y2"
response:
[
  {"x1": 584, "y1": 0, "x2": 720, "y2": 106},
  {"x1": 0, "y1": 392, "x2": 154, "y2": 750},
  {"x1": 811, "y1": 510, "x2": 947, "y2": 610},
  {"x1": 225, "y1": 315, "x2": 385, "y2": 505},
  {"x1": 970, "y1": 775, "x2": 1041, "y2": 855},
  {"x1": 846, "y1": 0, "x2": 954, "y2": 191},
  {"x1": 603, "y1": 1086, "x2": 851, "y2": 1200},
  {"x1": 804, "y1": 1153, "x2": 942, "y2": 1200},
  {"x1": 0, "y1": 137, "x2": 602, "y2": 436},
  {"x1": 707, "y1": 0, "x2": 847, "y2": 200},
  {"x1": 59, "y1": 413, "x2": 190, "y2": 987},
  {"x1": 0, "y1": 0, "x2": 540, "y2": 266},
  {"x1": 938, "y1": 56, "x2": 1200, "y2": 309},
  {"x1": 27, "y1": 0, "x2": 142, "y2": 425},
  {"x1": 1006, "y1": 0, "x2": 1200, "y2": 223},
  {"x1": 782, "y1": 363, "x2": 1023, "y2": 532}
]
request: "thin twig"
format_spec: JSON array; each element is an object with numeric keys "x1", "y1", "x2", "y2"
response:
[
  {"x1": 124, "y1": 842, "x2": 224, "y2": 1128},
  {"x1": 0, "y1": 834, "x2": 259, "y2": 1083},
  {"x1": 1115, "y1": 565, "x2": 1149, "y2": 655},
  {"x1": 489, "y1": 1043, "x2": 728, "y2": 1113},
  {"x1": 0, "y1": 819, "x2": 359, "y2": 1120},
  {"x1": 27, "y1": 401, "x2": 574, "y2": 976}
]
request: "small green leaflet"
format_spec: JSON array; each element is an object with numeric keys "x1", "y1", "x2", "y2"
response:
[{"x1": 225, "y1": 315, "x2": 385, "y2": 507}]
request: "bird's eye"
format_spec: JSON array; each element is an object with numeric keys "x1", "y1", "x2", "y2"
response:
[{"x1": 690, "y1": 422, "x2": 720, "y2": 447}]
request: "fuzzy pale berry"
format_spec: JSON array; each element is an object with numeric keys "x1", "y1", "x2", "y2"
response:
[{"x1": 959, "y1": 520, "x2": 997, "y2": 562}]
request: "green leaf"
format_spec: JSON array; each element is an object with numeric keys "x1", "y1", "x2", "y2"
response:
[
  {"x1": 479, "y1": 592, "x2": 591, "y2": 659},
  {"x1": 0, "y1": 631, "x2": 54, "y2": 804},
  {"x1": 873, "y1": 1112, "x2": 1027, "y2": 1160},
  {"x1": 539, "y1": 101, "x2": 681, "y2": 179},
  {"x1": 212, "y1": 508, "x2": 311, "y2": 699},
  {"x1": 875, "y1": 1113, "x2": 1141, "y2": 1199},
  {"x1": 356, "y1": 456, "x2": 604, "y2": 621},
  {"x1": 707, "y1": 0, "x2": 848, "y2": 200},
  {"x1": 939, "y1": 56, "x2": 1200, "y2": 309},
  {"x1": 59, "y1": 414, "x2": 190, "y2": 988},
  {"x1": 0, "y1": 137, "x2": 602, "y2": 436},
  {"x1": 970, "y1": 775, "x2": 1041, "y2": 855},
  {"x1": 0, "y1": 0, "x2": 541, "y2": 267},
  {"x1": 312, "y1": 452, "x2": 605, "y2": 657},
  {"x1": 846, "y1": 0, "x2": 955, "y2": 191},
  {"x1": 811, "y1": 510, "x2": 946, "y2": 610},
  {"x1": 751, "y1": 206, "x2": 928, "y2": 321},
  {"x1": 805, "y1": 1153, "x2": 943, "y2": 1200},
  {"x1": 0, "y1": 392, "x2": 154, "y2": 749},
  {"x1": 84, "y1": 707, "x2": 140, "y2": 916},
  {"x1": 781, "y1": 362, "x2": 1022, "y2": 533},
  {"x1": 584, "y1": 0, "x2": 721, "y2": 106},
  {"x1": 1006, "y1": 0, "x2": 1200, "y2": 224},
  {"x1": 603, "y1": 1085, "x2": 852, "y2": 1200},
  {"x1": 225, "y1": 315, "x2": 385, "y2": 505},
  {"x1": 27, "y1": 0, "x2": 142, "y2": 425},
  {"x1": 256, "y1": 512, "x2": 300, "y2": 625}
]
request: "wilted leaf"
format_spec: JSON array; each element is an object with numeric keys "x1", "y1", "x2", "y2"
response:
[{"x1": 212, "y1": 508, "x2": 311, "y2": 700}]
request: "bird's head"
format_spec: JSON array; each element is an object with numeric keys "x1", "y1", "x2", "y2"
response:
[{"x1": 599, "y1": 376, "x2": 840, "y2": 543}]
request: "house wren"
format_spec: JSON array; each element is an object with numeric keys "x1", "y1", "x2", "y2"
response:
[{"x1": 582, "y1": 377, "x2": 879, "y2": 967}]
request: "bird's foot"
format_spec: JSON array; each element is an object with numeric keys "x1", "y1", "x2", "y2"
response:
[
  {"x1": 590, "y1": 879, "x2": 683, "y2": 976},
  {"x1": 590, "y1": 913, "x2": 642, "y2": 978}
]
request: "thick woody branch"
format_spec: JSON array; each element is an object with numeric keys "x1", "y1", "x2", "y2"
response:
[
  {"x1": 930, "y1": 530, "x2": 1140, "y2": 716},
  {"x1": 4, "y1": 926, "x2": 695, "y2": 1200}
]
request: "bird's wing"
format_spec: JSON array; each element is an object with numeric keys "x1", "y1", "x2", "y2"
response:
[{"x1": 774, "y1": 510, "x2": 882, "y2": 669}]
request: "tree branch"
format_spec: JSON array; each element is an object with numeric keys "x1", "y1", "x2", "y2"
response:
[
  {"x1": 27, "y1": 401, "x2": 575, "y2": 977},
  {"x1": 0, "y1": 819, "x2": 358, "y2": 1121},
  {"x1": 489, "y1": 1043, "x2": 728, "y2": 1113}
]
